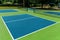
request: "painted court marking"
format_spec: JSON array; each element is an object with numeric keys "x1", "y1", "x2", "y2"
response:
[
  {"x1": 1, "y1": 17, "x2": 14, "y2": 40},
  {"x1": 17, "y1": 22, "x2": 58, "y2": 40},
  {"x1": 6, "y1": 17, "x2": 35, "y2": 23}
]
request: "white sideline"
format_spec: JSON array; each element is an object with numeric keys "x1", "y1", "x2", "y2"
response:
[
  {"x1": 16, "y1": 22, "x2": 58, "y2": 40},
  {"x1": 1, "y1": 17, "x2": 14, "y2": 40}
]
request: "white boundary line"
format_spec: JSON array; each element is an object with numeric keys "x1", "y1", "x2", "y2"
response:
[
  {"x1": 16, "y1": 22, "x2": 58, "y2": 40},
  {"x1": 1, "y1": 17, "x2": 14, "y2": 40}
]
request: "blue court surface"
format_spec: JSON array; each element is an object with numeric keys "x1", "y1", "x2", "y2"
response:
[
  {"x1": 2, "y1": 14, "x2": 55, "y2": 39},
  {"x1": 46, "y1": 12, "x2": 60, "y2": 16},
  {"x1": 0, "y1": 9, "x2": 17, "y2": 13}
]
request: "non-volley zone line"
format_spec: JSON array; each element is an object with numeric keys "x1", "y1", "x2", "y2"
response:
[{"x1": 6, "y1": 17, "x2": 35, "y2": 23}]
